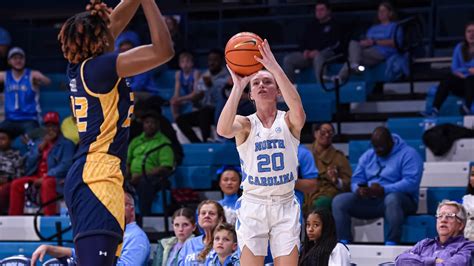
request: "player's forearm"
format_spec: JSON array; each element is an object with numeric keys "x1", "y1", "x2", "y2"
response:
[
  {"x1": 375, "y1": 39, "x2": 395, "y2": 47},
  {"x1": 273, "y1": 68, "x2": 306, "y2": 124},
  {"x1": 217, "y1": 86, "x2": 243, "y2": 138},
  {"x1": 47, "y1": 246, "x2": 73, "y2": 258},
  {"x1": 109, "y1": 0, "x2": 141, "y2": 39},
  {"x1": 295, "y1": 179, "x2": 318, "y2": 194},
  {"x1": 141, "y1": 0, "x2": 174, "y2": 62}
]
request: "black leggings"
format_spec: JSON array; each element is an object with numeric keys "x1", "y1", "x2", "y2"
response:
[
  {"x1": 176, "y1": 106, "x2": 215, "y2": 143},
  {"x1": 75, "y1": 233, "x2": 121, "y2": 266},
  {"x1": 433, "y1": 74, "x2": 474, "y2": 109}
]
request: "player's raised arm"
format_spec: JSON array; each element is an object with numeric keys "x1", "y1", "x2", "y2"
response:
[
  {"x1": 216, "y1": 66, "x2": 254, "y2": 140},
  {"x1": 107, "y1": 0, "x2": 141, "y2": 40},
  {"x1": 255, "y1": 39, "x2": 306, "y2": 135},
  {"x1": 116, "y1": 0, "x2": 174, "y2": 78}
]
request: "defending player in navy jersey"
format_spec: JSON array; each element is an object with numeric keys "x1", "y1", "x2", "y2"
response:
[
  {"x1": 217, "y1": 40, "x2": 306, "y2": 266},
  {"x1": 58, "y1": 0, "x2": 173, "y2": 265}
]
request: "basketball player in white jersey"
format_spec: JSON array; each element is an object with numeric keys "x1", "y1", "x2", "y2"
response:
[{"x1": 217, "y1": 39, "x2": 306, "y2": 266}]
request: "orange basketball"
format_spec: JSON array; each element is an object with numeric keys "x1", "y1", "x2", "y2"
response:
[{"x1": 225, "y1": 32, "x2": 264, "y2": 76}]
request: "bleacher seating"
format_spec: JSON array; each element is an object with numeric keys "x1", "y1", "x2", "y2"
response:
[
  {"x1": 426, "y1": 138, "x2": 474, "y2": 162},
  {"x1": 39, "y1": 91, "x2": 71, "y2": 121},
  {"x1": 348, "y1": 244, "x2": 411, "y2": 266},
  {"x1": 0, "y1": 216, "x2": 72, "y2": 242},
  {"x1": 387, "y1": 116, "x2": 464, "y2": 140}
]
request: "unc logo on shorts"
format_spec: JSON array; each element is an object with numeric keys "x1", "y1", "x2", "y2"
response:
[{"x1": 275, "y1": 127, "x2": 282, "y2": 133}]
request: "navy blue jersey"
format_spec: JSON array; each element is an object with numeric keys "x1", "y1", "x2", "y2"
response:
[{"x1": 67, "y1": 53, "x2": 134, "y2": 163}]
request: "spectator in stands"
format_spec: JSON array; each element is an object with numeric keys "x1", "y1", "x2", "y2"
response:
[
  {"x1": 282, "y1": 1, "x2": 340, "y2": 83},
  {"x1": 307, "y1": 123, "x2": 351, "y2": 211},
  {"x1": 0, "y1": 27, "x2": 11, "y2": 71},
  {"x1": 462, "y1": 163, "x2": 474, "y2": 241},
  {"x1": 217, "y1": 166, "x2": 241, "y2": 225},
  {"x1": 115, "y1": 31, "x2": 161, "y2": 96},
  {"x1": 332, "y1": 126, "x2": 423, "y2": 245},
  {"x1": 0, "y1": 47, "x2": 51, "y2": 138},
  {"x1": 130, "y1": 96, "x2": 184, "y2": 165},
  {"x1": 176, "y1": 49, "x2": 230, "y2": 143},
  {"x1": 423, "y1": 21, "x2": 474, "y2": 117},
  {"x1": 31, "y1": 192, "x2": 150, "y2": 265},
  {"x1": 299, "y1": 208, "x2": 351, "y2": 266},
  {"x1": 395, "y1": 200, "x2": 474, "y2": 265},
  {"x1": 334, "y1": 1, "x2": 399, "y2": 82},
  {"x1": 295, "y1": 144, "x2": 319, "y2": 213},
  {"x1": 178, "y1": 200, "x2": 226, "y2": 265},
  {"x1": 170, "y1": 51, "x2": 201, "y2": 121},
  {"x1": 153, "y1": 207, "x2": 196, "y2": 266},
  {"x1": 9, "y1": 112, "x2": 75, "y2": 216},
  {"x1": 165, "y1": 15, "x2": 185, "y2": 69},
  {"x1": 206, "y1": 223, "x2": 240, "y2": 266},
  {"x1": 0, "y1": 128, "x2": 23, "y2": 214},
  {"x1": 127, "y1": 111, "x2": 174, "y2": 216}
]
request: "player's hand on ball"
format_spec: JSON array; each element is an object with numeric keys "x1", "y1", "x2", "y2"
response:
[
  {"x1": 226, "y1": 65, "x2": 256, "y2": 92},
  {"x1": 254, "y1": 39, "x2": 280, "y2": 74}
]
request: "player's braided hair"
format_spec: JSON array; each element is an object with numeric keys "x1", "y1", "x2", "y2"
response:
[
  {"x1": 58, "y1": 0, "x2": 112, "y2": 64},
  {"x1": 196, "y1": 200, "x2": 226, "y2": 262},
  {"x1": 299, "y1": 208, "x2": 339, "y2": 266}
]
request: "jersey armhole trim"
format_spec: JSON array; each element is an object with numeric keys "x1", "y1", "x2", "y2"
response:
[{"x1": 80, "y1": 58, "x2": 122, "y2": 97}]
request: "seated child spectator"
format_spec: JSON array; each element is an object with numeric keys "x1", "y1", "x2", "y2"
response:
[
  {"x1": 178, "y1": 200, "x2": 226, "y2": 265},
  {"x1": 0, "y1": 128, "x2": 23, "y2": 214},
  {"x1": 153, "y1": 207, "x2": 196, "y2": 266},
  {"x1": 217, "y1": 166, "x2": 241, "y2": 225},
  {"x1": 206, "y1": 223, "x2": 240, "y2": 266},
  {"x1": 170, "y1": 52, "x2": 201, "y2": 121},
  {"x1": 299, "y1": 208, "x2": 351, "y2": 266}
]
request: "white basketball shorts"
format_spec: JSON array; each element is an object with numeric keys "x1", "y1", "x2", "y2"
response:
[{"x1": 235, "y1": 191, "x2": 301, "y2": 258}]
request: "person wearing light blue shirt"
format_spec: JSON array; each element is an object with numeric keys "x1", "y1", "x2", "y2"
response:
[
  {"x1": 295, "y1": 145, "x2": 318, "y2": 210},
  {"x1": 217, "y1": 166, "x2": 241, "y2": 225},
  {"x1": 424, "y1": 22, "x2": 474, "y2": 117},
  {"x1": 30, "y1": 192, "x2": 150, "y2": 266},
  {"x1": 178, "y1": 200, "x2": 226, "y2": 266},
  {"x1": 336, "y1": 2, "x2": 400, "y2": 82},
  {"x1": 332, "y1": 127, "x2": 423, "y2": 245}
]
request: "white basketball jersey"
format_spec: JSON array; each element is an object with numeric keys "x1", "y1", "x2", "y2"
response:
[{"x1": 237, "y1": 110, "x2": 300, "y2": 196}]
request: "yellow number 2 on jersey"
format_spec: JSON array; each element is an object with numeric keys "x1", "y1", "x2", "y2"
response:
[{"x1": 70, "y1": 96, "x2": 88, "y2": 132}]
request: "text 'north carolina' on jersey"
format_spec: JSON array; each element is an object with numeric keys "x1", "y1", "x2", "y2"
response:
[
  {"x1": 237, "y1": 110, "x2": 300, "y2": 196},
  {"x1": 67, "y1": 52, "x2": 134, "y2": 163}
]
